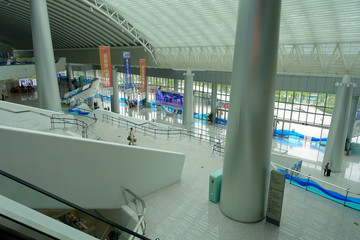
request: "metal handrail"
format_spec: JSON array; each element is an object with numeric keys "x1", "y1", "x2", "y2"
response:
[
  {"x1": 122, "y1": 188, "x2": 147, "y2": 240},
  {"x1": 50, "y1": 117, "x2": 89, "y2": 138},
  {"x1": 271, "y1": 162, "x2": 360, "y2": 205},
  {"x1": 102, "y1": 113, "x2": 223, "y2": 146},
  {"x1": 0, "y1": 169, "x2": 151, "y2": 240}
]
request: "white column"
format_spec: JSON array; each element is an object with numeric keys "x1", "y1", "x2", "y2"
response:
[
  {"x1": 346, "y1": 96, "x2": 359, "y2": 155},
  {"x1": 183, "y1": 69, "x2": 194, "y2": 129},
  {"x1": 30, "y1": 0, "x2": 61, "y2": 111},
  {"x1": 347, "y1": 96, "x2": 359, "y2": 141},
  {"x1": 219, "y1": 0, "x2": 282, "y2": 222},
  {"x1": 66, "y1": 64, "x2": 72, "y2": 90},
  {"x1": 324, "y1": 76, "x2": 356, "y2": 171},
  {"x1": 174, "y1": 79, "x2": 179, "y2": 92},
  {"x1": 145, "y1": 76, "x2": 149, "y2": 106},
  {"x1": 111, "y1": 67, "x2": 120, "y2": 113}
]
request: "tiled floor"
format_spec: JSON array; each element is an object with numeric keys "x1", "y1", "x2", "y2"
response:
[{"x1": 1, "y1": 91, "x2": 360, "y2": 240}]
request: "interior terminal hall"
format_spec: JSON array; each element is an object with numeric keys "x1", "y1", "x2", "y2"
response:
[{"x1": 1, "y1": 0, "x2": 360, "y2": 239}]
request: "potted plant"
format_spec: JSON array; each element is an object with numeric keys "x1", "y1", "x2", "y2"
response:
[{"x1": 207, "y1": 112, "x2": 214, "y2": 124}]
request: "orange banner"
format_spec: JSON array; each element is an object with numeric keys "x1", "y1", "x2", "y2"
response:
[
  {"x1": 140, "y1": 59, "x2": 146, "y2": 93},
  {"x1": 99, "y1": 46, "x2": 113, "y2": 88}
]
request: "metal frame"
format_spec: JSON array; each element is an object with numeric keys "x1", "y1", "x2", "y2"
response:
[{"x1": 81, "y1": 0, "x2": 157, "y2": 65}]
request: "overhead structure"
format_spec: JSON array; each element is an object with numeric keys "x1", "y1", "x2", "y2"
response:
[{"x1": 0, "y1": 0, "x2": 360, "y2": 77}]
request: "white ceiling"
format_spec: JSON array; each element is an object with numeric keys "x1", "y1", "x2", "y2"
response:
[
  {"x1": 1, "y1": 0, "x2": 360, "y2": 76},
  {"x1": 104, "y1": 0, "x2": 360, "y2": 47}
]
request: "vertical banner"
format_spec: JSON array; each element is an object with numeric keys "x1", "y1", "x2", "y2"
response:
[
  {"x1": 140, "y1": 59, "x2": 146, "y2": 93},
  {"x1": 123, "y1": 52, "x2": 132, "y2": 90},
  {"x1": 99, "y1": 46, "x2": 113, "y2": 88}
]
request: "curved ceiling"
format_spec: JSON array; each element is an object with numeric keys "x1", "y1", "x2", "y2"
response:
[
  {"x1": 0, "y1": 0, "x2": 143, "y2": 49},
  {"x1": 0, "y1": 0, "x2": 360, "y2": 76}
]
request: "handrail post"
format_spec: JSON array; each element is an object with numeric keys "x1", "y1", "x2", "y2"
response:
[
  {"x1": 76, "y1": 119, "x2": 79, "y2": 131},
  {"x1": 199, "y1": 133, "x2": 202, "y2": 144},
  {"x1": 189, "y1": 130, "x2": 191, "y2": 141},
  {"x1": 289, "y1": 171, "x2": 293, "y2": 184},
  {"x1": 111, "y1": 116, "x2": 114, "y2": 125},
  {"x1": 209, "y1": 136, "x2": 212, "y2": 146},
  {"x1": 305, "y1": 174, "x2": 311, "y2": 191},
  {"x1": 154, "y1": 129, "x2": 156, "y2": 139},
  {"x1": 344, "y1": 188, "x2": 349, "y2": 206},
  {"x1": 63, "y1": 119, "x2": 66, "y2": 130},
  {"x1": 167, "y1": 127, "x2": 170, "y2": 140},
  {"x1": 179, "y1": 129, "x2": 182, "y2": 139},
  {"x1": 118, "y1": 117, "x2": 120, "y2": 127},
  {"x1": 50, "y1": 118, "x2": 54, "y2": 130},
  {"x1": 106, "y1": 115, "x2": 109, "y2": 123},
  {"x1": 212, "y1": 144, "x2": 215, "y2": 156}
]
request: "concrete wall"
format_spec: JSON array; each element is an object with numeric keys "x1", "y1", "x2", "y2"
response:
[
  {"x1": 0, "y1": 58, "x2": 66, "y2": 81},
  {"x1": 0, "y1": 125, "x2": 185, "y2": 209}
]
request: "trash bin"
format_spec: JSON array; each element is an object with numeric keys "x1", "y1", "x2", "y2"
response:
[{"x1": 209, "y1": 169, "x2": 222, "y2": 203}]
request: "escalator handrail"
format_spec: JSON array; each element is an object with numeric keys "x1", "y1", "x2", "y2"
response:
[{"x1": 0, "y1": 169, "x2": 151, "y2": 240}]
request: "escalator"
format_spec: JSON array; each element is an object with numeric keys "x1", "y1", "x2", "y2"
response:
[{"x1": 0, "y1": 169, "x2": 150, "y2": 240}]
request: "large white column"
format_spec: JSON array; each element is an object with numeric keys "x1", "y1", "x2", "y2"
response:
[
  {"x1": 219, "y1": 0, "x2": 282, "y2": 222},
  {"x1": 346, "y1": 96, "x2": 359, "y2": 155},
  {"x1": 346, "y1": 96, "x2": 359, "y2": 142},
  {"x1": 183, "y1": 69, "x2": 194, "y2": 129},
  {"x1": 324, "y1": 76, "x2": 356, "y2": 171},
  {"x1": 111, "y1": 67, "x2": 120, "y2": 113},
  {"x1": 30, "y1": 0, "x2": 61, "y2": 111}
]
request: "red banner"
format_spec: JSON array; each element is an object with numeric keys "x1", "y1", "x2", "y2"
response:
[
  {"x1": 99, "y1": 46, "x2": 113, "y2": 88},
  {"x1": 140, "y1": 59, "x2": 146, "y2": 93}
]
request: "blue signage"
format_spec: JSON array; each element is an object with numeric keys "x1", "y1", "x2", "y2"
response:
[
  {"x1": 156, "y1": 91, "x2": 184, "y2": 108},
  {"x1": 124, "y1": 52, "x2": 131, "y2": 89},
  {"x1": 123, "y1": 52, "x2": 131, "y2": 58}
]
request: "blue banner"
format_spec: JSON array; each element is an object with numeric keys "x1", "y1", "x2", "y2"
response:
[{"x1": 123, "y1": 52, "x2": 131, "y2": 90}]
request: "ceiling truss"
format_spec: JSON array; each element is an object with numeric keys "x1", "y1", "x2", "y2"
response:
[
  {"x1": 81, "y1": 0, "x2": 157, "y2": 64},
  {"x1": 154, "y1": 43, "x2": 360, "y2": 77}
]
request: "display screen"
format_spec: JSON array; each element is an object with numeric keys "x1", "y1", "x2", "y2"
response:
[
  {"x1": 19, "y1": 78, "x2": 37, "y2": 86},
  {"x1": 156, "y1": 90, "x2": 183, "y2": 108}
]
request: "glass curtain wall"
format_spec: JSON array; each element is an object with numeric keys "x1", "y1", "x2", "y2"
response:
[{"x1": 274, "y1": 90, "x2": 335, "y2": 142}]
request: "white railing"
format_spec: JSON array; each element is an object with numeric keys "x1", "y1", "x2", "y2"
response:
[{"x1": 271, "y1": 162, "x2": 360, "y2": 210}]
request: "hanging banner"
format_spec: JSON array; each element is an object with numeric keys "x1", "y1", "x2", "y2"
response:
[
  {"x1": 123, "y1": 52, "x2": 132, "y2": 90},
  {"x1": 99, "y1": 46, "x2": 113, "y2": 88},
  {"x1": 140, "y1": 59, "x2": 146, "y2": 93}
]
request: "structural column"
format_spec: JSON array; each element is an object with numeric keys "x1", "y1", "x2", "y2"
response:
[
  {"x1": 66, "y1": 64, "x2": 73, "y2": 90},
  {"x1": 219, "y1": 0, "x2": 282, "y2": 222},
  {"x1": 183, "y1": 69, "x2": 194, "y2": 130},
  {"x1": 30, "y1": 0, "x2": 61, "y2": 111},
  {"x1": 211, "y1": 83, "x2": 217, "y2": 124},
  {"x1": 145, "y1": 76, "x2": 149, "y2": 106},
  {"x1": 111, "y1": 67, "x2": 120, "y2": 113},
  {"x1": 324, "y1": 76, "x2": 356, "y2": 171},
  {"x1": 174, "y1": 79, "x2": 179, "y2": 93},
  {"x1": 346, "y1": 96, "x2": 359, "y2": 155}
]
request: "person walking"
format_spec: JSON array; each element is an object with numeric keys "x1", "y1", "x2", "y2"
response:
[
  {"x1": 324, "y1": 162, "x2": 329, "y2": 176},
  {"x1": 128, "y1": 127, "x2": 136, "y2": 145}
]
